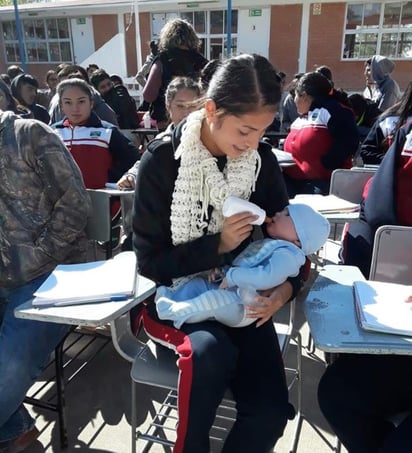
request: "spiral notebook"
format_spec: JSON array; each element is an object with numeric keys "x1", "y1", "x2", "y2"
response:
[
  {"x1": 32, "y1": 252, "x2": 137, "y2": 307},
  {"x1": 353, "y1": 280, "x2": 412, "y2": 337}
]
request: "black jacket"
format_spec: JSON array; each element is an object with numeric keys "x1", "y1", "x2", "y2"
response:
[
  {"x1": 103, "y1": 85, "x2": 139, "y2": 129},
  {"x1": 133, "y1": 121, "x2": 303, "y2": 299},
  {"x1": 345, "y1": 122, "x2": 411, "y2": 276},
  {"x1": 149, "y1": 48, "x2": 207, "y2": 122}
]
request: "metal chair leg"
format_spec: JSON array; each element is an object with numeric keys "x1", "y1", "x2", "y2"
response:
[
  {"x1": 306, "y1": 332, "x2": 316, "y2": 354},
  {"x1": 54, "y1": 341, "x2": 68, "y2": 449},
  {"x1": 131, "y1": 380, "x2": 137, "y2": 453}
]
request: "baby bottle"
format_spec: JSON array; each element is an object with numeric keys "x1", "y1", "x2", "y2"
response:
[
  {"x1": 222, "y1": 196, "x2": 268, "y2": 225},
  {"x1": 238, "y1": 286, "x2": 260, "y2": 306},
  {"x1": 143, "y1": 111, "x2": 151, "y2": 129}
]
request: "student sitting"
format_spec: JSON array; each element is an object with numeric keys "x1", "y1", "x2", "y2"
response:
[
  {"x1": 360, "y1": 82, "x2": 412, "y2": 165},
  {"x1": 52, "y1": 78, "x2": 139, "y2": 233},
  {"x1": 52, "y1": 78, "x2": 138, "y2": 191},
  {"x1": 10, "y1": 74, "x2": 50, "y2": 124},
  {"x1": 283, "y1": 71, "x2": 359, "y2": 197},
  {"x1": 90, "y1": 69, "x2": 139, "y2": 129},
  {"x1": 319, "y1": 120, "x2": 412, "y2": 453}
]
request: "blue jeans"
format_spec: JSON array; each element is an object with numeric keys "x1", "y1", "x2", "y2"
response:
[{"x1": 0, "y1": 274, "x2": 70, "y2": 442}]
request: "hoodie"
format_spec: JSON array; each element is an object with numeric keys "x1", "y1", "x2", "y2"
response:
[
  {"x1": 370, "y1": 56, "x2": 401, "y2": 111},
  {"x1": 10, "y1": 73, "x2": 50, "y2": 124}
]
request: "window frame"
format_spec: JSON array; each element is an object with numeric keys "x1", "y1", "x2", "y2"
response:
[
  {"x1": 342, "y1": 1, "x2": 412, "y2": 60},
  {"x1": 2, "y1": 17, "x2": 73, "y2": 64}
]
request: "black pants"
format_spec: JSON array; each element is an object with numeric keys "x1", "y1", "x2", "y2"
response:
[
  {"x1": 318, "y1": 354, "x2": 412, "y2": 453},
  {"x1": 140, "y1": 303, "x2": 295, "y2": 453}
]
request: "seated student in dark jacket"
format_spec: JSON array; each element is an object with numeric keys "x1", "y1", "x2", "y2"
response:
[
  {"x1": 283, "y1": 71, "x2": 359, "y2": 197},
  {"x1": 0, "y1": 79, "x2": 31, "y2": 118},
  {"x1": 348, "y1": 93, "x2": 381, "y2": 143},
  {"x1": 11, "y1": 73, "x2": 50, "y2": 124},
  {"x1": 318, "y1": 120, "x2": 412, "y2": 453},
  {"x1": 90, "y1": 69, "x2": 139, "y2": 129},
  {"x1": 360, "y1": 82, "x2": 412, "y2": 165}
]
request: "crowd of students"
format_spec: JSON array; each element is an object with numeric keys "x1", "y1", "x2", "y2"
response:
[{"x1": 0, "y1": 15, "x2": 410, "y2": 453}]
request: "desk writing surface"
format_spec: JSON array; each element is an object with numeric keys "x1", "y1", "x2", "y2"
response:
[
  {"x1": 304, "y1": 265, "x2": 412, "y2": 355},
  {"x1": 132, "y1": 127, "x2": 158, "y2": 134},
  {"x1": 290, "y1": 194, "x2": 360, "y2": 223},
  {"x1": 94, "y1": 188, "x2": 134, "y2": 197},
  {"x1": 272, "y1": 148, "x2": 296, "y2": 168},
  {"x1": 14, "y1": 274, "x2": 156, "y2": 327}
]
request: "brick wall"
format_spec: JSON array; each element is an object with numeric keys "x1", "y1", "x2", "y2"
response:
[
  {"x1": 269, "y1": 4, "x2": 302, "y2": 84},
  {"x1": 93, "y1": 15, "x2": 118, "y2": 50},
  {"x1": 268, "y1": 3, "x2": 410, "y2": 92}
]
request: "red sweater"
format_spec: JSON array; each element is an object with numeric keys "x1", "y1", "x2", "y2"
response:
[
  {"x1": 284, "y1": 100, "x2": 357, "y2": 180},
  {"x1": 396, "y1": 129, "x2": 412, "y2": 225}
]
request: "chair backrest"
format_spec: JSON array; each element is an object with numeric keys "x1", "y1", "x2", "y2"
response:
[
  {"x1": 120, "y1": 193, "x2": 134, "y2": 236},
  {"x1": 86, "y1": 189, "x2": 111, "y2": 243},
  {"x1": 329, "y1": 168, "x2": 376, "y2": 204},
  {"x1": 369, "y1": 225, "x2": 412, "y2": 284}
]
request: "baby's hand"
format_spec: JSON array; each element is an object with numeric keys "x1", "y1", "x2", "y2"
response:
[
  {"x1": 219, "y1": 278, "x2": 228, "y2": 289},
  {"x1": 208, "y1": 268, "x2": 224, "y2": 283}
]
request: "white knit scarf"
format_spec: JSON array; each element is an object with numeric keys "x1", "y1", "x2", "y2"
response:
[{"x1": 171, "y1": 109, "x2": 261, "y2": 245}]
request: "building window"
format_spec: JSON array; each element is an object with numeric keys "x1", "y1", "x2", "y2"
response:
[
  {"x1": 2, "y1": 18, "x2": 73, "y2": 63},
  {"x1": 343, "y1": 2, "x2": 412, "y2": 59}
]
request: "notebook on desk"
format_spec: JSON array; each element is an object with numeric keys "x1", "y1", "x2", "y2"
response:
[
  {"x1": 32, "y1": 252, "x2": 137, "y2": 308},
  {"x1": 353, "y1": 280, "x2": 412, "y2": 337},
  {"x1": 290, "y1": 194, "x2": 359, "y2": 214}
]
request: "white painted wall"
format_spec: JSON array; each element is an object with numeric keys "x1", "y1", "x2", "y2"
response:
[
  {"x1": 80, "y1": 33, "x2": 127, "y2": 77},
  {"x1": 70, "y1": 17, "x2": 95, "y2": 64},
  {"x1": 237, "y1": 8, "x2": 271, "y2": 57}
]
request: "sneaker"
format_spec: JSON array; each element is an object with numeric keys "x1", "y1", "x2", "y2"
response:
[{"x1": 1, "y1": 426, "x2": 40, "y2": 453}]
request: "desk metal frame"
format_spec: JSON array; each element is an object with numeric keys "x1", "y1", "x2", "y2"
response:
[{"x1": 15, "y1": 273, "x2": 156, "y2": 449}]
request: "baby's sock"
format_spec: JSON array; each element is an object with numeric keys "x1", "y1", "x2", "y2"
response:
[
  {"x1": 156, "y1": 297, "x2": 202, "y2": 328},
  {"x1": 156, "y1": 290, "x2": 238, "y2": 329}
]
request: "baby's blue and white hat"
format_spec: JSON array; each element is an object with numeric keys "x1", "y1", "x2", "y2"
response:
[{"x1": 288, "y1": 204, "x2": 330, "y2": 255}]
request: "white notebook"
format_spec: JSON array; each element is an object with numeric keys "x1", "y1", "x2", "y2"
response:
[
  {"x1": 290, "y1": 194, "x2": 359, "y2": 214},
  {"x1": 33, "y1": 252, "x2": 137, "y2": 307},
  {"x1": 353, "y1": 280, "x2": 412, "y2": 337}
]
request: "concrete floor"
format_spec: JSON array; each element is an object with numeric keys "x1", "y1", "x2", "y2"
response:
[{"x1": 22, "y1": 241, "x2": 348, "y2": 453}]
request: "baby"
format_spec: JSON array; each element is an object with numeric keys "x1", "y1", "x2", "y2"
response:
[{"x1": 156, "y1": 197, "x2": 330, "y2": 328}]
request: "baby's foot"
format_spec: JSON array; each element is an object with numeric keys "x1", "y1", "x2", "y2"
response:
[{"x1": 156, "y1": 297, "x2": 197, "y2": 329}]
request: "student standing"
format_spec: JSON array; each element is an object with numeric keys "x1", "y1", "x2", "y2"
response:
[{"x1": 143, "y1": 18, "x2": 207, "y2": 130}]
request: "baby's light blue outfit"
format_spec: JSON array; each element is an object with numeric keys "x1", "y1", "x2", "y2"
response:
[
  {"x1": 156, "y1": 239, "x2": 306, "y2": 328},
  {"x1": 156, "y1": 202, "x2": 330, "y2": 328}
]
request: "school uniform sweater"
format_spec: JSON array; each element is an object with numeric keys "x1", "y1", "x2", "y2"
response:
[
  {"x1": 53, "y1": 112, "x2": 138, "y2": 189},
  {"x1": 283, "y1": 97, "x2": 359, "y2": 180},
  {"x1": 360, "y1": 113, "x2": 412, "y2": 165},
  {"x1": 344, "y1": 121, "x2": 412, "y2": 276}
]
